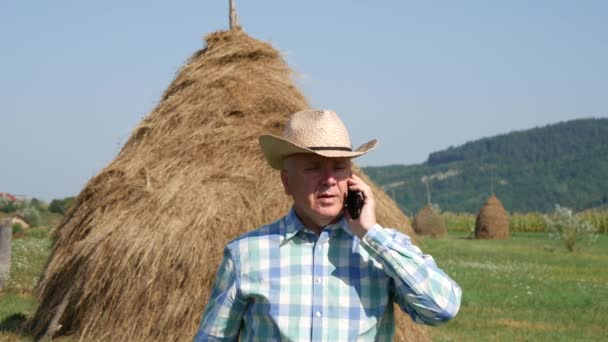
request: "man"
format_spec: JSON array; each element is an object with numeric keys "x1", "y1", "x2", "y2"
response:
[{"x1": 195, "y1": 109, "x2": 461, "y2": 341}]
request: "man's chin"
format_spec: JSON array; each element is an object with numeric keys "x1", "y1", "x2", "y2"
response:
[{"x1": 314, "y1": 208, "x2": 343, "y2": 222}]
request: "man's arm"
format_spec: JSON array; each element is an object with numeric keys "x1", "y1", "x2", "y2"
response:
[
  {"x1": 194, "y1": 247, "x2": 247, "y2": 341},
  {"x1": 360, "y1": 225, "x2": 462, "y2": 325},
  {"x1": 345, "y1": 174, "x2": 461, "y2": 325}
]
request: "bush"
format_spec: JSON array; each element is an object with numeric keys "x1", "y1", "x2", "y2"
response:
[
  {"x1": 12, "y1": 222, "x2": 23, "y2": 235},
  {"x1": 0, "y1": 197, "x2": 17, "y2": 213},
  {"x1": 544, "y1": 205, "x2": 599, "y2": 252},
  {"x1": 49, "y1": 197, "x2": 75, "y2": 215},
  {"x1": 22, "y1": 207, "x2": 41, "y2": 227},
  {"x1": 29, "y1": 198, "x2": 46, "y2": 211}
]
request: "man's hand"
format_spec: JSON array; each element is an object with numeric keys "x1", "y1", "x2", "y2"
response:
[{"x1": 345, "y1": 174, "x2": 377, "y2": 238}]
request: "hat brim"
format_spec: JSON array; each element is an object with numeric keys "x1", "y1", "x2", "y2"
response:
[{"x1": 259, "y1": 135, "x2": 378, "y2": 170}]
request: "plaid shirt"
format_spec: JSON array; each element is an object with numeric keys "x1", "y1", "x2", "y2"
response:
[{"x1": 195, "y1": 209, "x2": 461, "y2": 341}]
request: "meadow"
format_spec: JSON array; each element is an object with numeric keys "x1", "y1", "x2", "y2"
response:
[
  {"x1": 1, "y1": 225, "x2": 607, "y2": 341},
  {"x1": 0, "y1": 227, "x2": 51, "y2": 341},
  {"x1": 422, "y1": 232, "x2": 608, "y2": 341}
]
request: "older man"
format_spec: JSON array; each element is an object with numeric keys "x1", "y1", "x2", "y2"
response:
[{"x1": 195, "y1": 109, "x2": 461, "y2": 341}]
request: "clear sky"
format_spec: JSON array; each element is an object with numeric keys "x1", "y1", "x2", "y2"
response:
[{"x1": 1, "y1": 1, "x2": 607, "y2": 201}]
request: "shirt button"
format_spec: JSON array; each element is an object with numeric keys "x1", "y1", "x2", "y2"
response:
[
  {"x1": 315, "y1": 311, "x2": 322, "y2": 317},
  {"x1": 315, "y1": 277, "x2": 321, "y2": 284}
]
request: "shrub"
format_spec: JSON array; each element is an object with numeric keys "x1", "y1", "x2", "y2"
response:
[
  {"x1": 48, "y1": 200, "x2": 63, "y2": 214},
  {"x1": 49, "y1": 197, "x2": 75, "y2": 215},
  {"x1": 0, "y1": 197, "x2": 16, "y2": 213},
  {"x1": 29, "y1": 198, "x2": 46, "y2": 211},
  {"x1": 22, "y1": 207, "x2": 41, "y2": 227},
  {"x1": 12, "y1": 222, "x2": 23, "y2": 235},
  {"x1": 544, "y1": 205, "x2": 599, "y2": 252}
]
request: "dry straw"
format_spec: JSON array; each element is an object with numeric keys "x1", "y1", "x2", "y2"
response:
[
  {"x1": 475, "y1": 195, "x2": 510, "y2": 239},
  {"x1": 29, "y1": 30, "x2": 426, "y2": 341},
  {"x1": 413, "y1": 205, "x2": 447, "y2": 238}
]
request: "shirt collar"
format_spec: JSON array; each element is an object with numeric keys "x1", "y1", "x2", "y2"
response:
[
  {"x1": 282, "y1": 208, "x2": 354, "y2": 242},
  {"x1": 283, "y1": 208, "x2": 305, "y2": 241}
]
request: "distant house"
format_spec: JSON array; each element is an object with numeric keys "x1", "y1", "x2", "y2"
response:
[
  {"x1": 0, "y1": 192, "x2": 25, "y2": 203},
  {"x1": 0, "y1": 193, "x2": 17, "y2": 202},
  {"x1": 12, "y1": 214, "x2": 30, "y2": 230}
]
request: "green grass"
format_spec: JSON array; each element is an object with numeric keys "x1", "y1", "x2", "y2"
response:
[
  {"x1": 1, "y1": 228, "x2": 607, "y2": 341},
  {"x1": 1, "y1": 228, "x2": 52, "y2": 339},
  {"x1": 420, "y1": 232, "x2": 608, "y2": 341},
  {"x1": 4, "y1": 233, "x2": 52, "y2": 291}
]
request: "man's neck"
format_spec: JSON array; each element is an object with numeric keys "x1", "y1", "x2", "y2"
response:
[{"x1": 292, "y1": 208, "x2": 340, "y2": 236}]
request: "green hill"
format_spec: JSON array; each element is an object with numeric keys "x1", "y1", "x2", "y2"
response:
[{"x1": 363, "y1": 118, "x2": 608, "y2": 215}]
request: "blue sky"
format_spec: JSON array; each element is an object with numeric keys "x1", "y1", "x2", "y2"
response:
[{"x1": 1, "y1": 1, "x2": 607, "y2": 201}]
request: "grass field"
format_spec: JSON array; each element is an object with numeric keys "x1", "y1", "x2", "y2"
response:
[
  {"x1": 421, "y1": 232, "x2": 608, "y2": 341},
  {"x1": 1, "y1": 229, "x2": 607, "y2": 341},
  {"x1": 1, "y1": 227, "x2": 51, "y2": 341}
]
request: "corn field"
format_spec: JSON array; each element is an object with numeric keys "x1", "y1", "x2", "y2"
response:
[{"x1": 441, "y1": 211, "x2": 608, "y2": 234}]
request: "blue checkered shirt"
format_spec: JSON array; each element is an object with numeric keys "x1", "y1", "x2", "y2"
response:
[{"x1": 195, "y1": 209, "x2": 461, "y2": 341}]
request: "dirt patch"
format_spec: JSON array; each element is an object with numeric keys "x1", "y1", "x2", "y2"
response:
[{"x1": 494, "y1": 318, "x2": 561, "y2": 332}]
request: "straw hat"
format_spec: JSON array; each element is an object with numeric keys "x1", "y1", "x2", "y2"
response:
[{"x1": 259, "y1": 109, "x2": 378, "y2": 169}]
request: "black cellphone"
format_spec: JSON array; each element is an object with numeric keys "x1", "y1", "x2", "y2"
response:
[{"x1": 344, "y1": 191, "x2": 364, "y2": 219}]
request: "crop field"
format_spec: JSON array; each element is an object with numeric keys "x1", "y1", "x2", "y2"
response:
[
  {"x1": 441, "y1": 211, "x2": 608, "y2": 233},
  {"x1": 1, "y1": 227, "x2": 607, "y2": 341}
]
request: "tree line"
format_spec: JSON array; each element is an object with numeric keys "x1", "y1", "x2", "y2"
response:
[{"x1": 364, "y1": 118, "x2": 608, "y2": 214}]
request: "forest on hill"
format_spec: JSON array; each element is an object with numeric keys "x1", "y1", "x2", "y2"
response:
[{"x1": 363, "y1": 118, "x2": 608, "y2": 215}]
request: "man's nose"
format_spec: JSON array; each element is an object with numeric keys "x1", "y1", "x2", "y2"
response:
[{"x1": 321, "y1": 167, "x2": 338, "y2": 184}]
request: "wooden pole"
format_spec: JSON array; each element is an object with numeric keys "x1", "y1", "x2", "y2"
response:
[
  {"x1": 425, "y1": 176, "x2": 431, "y2": 205},
  {"x1": 40, "y1": 285, "x2": 74, "y2": 342},
  {"x1": 490, "y1": 168, "x2": 495, "y2": 196},
  {"x1": 229, "y1": 0, "x2": 239, "y2": 29},
  {"x1": 0, "y1": 218, "x2": 12, "y2": 291}
]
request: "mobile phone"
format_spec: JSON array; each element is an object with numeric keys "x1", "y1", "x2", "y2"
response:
[{"x1": 344, "y1": 191, "x2": 364, "y2": 219}]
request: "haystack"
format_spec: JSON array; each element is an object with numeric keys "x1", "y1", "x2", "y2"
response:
[
  {"x1": 413, "y1": 204, "x2": 447, "y2": 238},
  {"x1": 475, "y1": 195, "x2": 510, "y2": 239},
  {"x1": 29, "y1": 30, "x2": 426, "y2": 341}
]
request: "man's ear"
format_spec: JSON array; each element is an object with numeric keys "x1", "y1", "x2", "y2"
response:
[{"x1": 280, "y1": 170, "x2": 291, "y2": 195}]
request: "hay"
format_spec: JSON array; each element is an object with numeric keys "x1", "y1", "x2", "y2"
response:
[
  {"x1": 413, "y1": 204, "x2": 447, "y2": 238},
  {"x1": 29, "y1": 30, "x2": 426, "y2": 341},
  {"x1": 475, "y1": 195, "x2": 510, "y2": 239}
]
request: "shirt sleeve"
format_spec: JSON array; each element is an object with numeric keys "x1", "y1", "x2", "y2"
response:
[
  {"x1": 359, "y1": 224, "x2": 462, "y2": 325},
  {"x1": 194, "y1": 246, "x2": 247, "y2": 341}
]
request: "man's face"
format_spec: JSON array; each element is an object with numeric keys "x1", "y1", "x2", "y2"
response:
[{"x1": 281, "y1": 154, "x2": 351, "y2": 229}]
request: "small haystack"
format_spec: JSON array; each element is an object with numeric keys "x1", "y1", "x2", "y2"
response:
[
  {"x1": 413, "y1": 204, "x2": 447, "y2": 238},
  {"x1": 29, "y1": 30, "x2": 426, "y2": 341},
  {"x1": 475, "y1": 195, "x2": 510, "y2": 239},
  {"x1": 12, "y1": 214, "x2": 31, "y2": 230}
]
